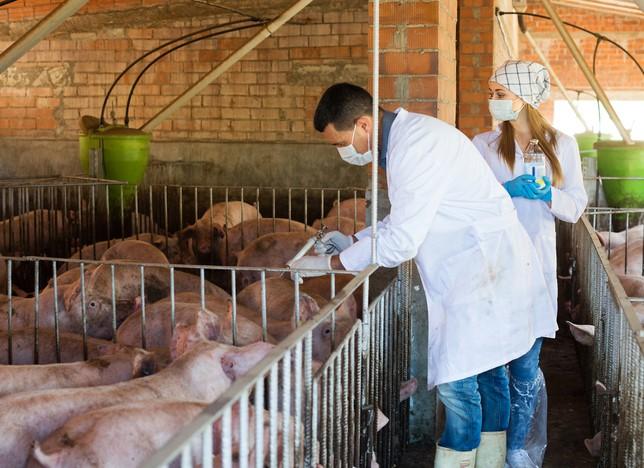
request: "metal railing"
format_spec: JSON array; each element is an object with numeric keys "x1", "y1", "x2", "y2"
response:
[
  {"x1": 559, "y1": 214, "x2": 643, "y2": 467},
  {"x1": 140, "y1": 263, "x2": 411, "y2": 467}
]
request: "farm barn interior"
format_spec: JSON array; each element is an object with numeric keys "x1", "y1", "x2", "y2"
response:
[{"x1": 0, "y1": 0, "x2": 642, "y2": 467}]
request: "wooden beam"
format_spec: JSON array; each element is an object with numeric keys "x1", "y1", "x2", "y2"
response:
[{"x1": 0, "y1": 0, "x2": 89, "y2": 73}]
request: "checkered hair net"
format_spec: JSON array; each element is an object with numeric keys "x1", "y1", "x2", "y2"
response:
[{"x1": 490, "y1": 60, "x2": 551, "y2": 108}]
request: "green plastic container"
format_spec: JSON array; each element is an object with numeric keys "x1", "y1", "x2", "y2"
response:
[
  {"x1": 575, "y1": 132, "x2": 599, "y2": 159},
  {"x1": 596, "y1": 140, "x2": 644, "y2": 208},
  {"x1": 79, "y1": 126, "x2": 150, "y2": 211}
]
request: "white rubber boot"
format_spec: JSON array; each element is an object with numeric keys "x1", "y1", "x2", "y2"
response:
[
  {"x1": 434, "y1": 445, "x2": 477, "y2": 467},
  {"x1": 475, "y1": 431, "x2": 506, "y2": 468},
  {"x1": 505, "y1": 449, "x2": 538, "y2": 468}
]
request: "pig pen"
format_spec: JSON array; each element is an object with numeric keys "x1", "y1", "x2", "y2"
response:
[
  {"x1": 558, "y1": 207, "x2": 644, "y2": 468},
  {"x1": 0, "y1": 179, "x2": 412, "y2": 467}
]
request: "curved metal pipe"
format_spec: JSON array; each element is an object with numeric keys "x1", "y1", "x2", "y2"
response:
[
  {"x1": 124, "y1": 22, "x2": 267, "y2": 126},
  {"x1": 99, "y1": 18, "x2": 261, "y2": 125},
  {"x1": 497, "y1": 10, "x2": 643, "y2": 74}
]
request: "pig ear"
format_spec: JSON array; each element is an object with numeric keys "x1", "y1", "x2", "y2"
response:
[
  {"x1": 566, "y1": 321, "x2": 595, "y2": 346},
  {"x1": 299, "y1": 293, "x2": 321, "y2": 321},
  {"x1": 170, "y1": 322, "x2": 203, "y2": 360},
  {"x1": 179, "y1": 226, "x2": 195, "y2": 241},
  {"x1": 96, "y1": 342, "x2": 118, "y2": 355},
  {"x1": 32, "y1": 441, "x2": 64, "y2": 468}
]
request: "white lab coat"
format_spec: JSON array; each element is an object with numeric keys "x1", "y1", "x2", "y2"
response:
[
  {"x1": 339, "y1": 109, "x2": 553, "y2": 388},
  {"x1": 472, "y1": 128, "x2": 588, "y2": 321}
]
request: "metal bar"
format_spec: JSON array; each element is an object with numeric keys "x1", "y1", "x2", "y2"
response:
[
  {"x1": 141, "y1": 0, "x2": 315, "y2": 132},
  {"x1": 521, "y1": 28, "x2": 592, "y2": 132},
  {"x1": 371, "y1": 0, "x2": 380, "y2": 263},
  {"x1": 0, "y1": 0, "x2": 90, "y2": 73},
  {"x1": 539, "y1": 0, "x2": 634, "y2": 144}
]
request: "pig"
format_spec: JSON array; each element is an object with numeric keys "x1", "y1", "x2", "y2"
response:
[
  {"x1": 326, "y1": 197, "x2": 367, "y2": 223},
  {"x1": 169, "y1": 270, "x2": 230, "y2": 300},
  {"x1": 179, "y1": 201, "x2": 261, "y2": 261},
  {"x1": 617, "y1": 274, "x2": 644, "y2": 297},
  {"x1": 584, "y1": 431, "x2": 602, "y2": 457},
  {"x1": 609, "y1": 242, "x2": 643, "y2": 276},
  {"x1": 32, "y1": 400, "x2": 208, "y2": 468},
  {"x1": 116, "y1": 293, "x2": 269, "y2": 354},
  {"x1": 33, "y1": 400, "x2": 278, "y2": 468},
  {"x1": 116, "y1": 298, "x2": 222, "y2": 352},
  {"x1": 313, "y1": 216, "x2": 366, "y2": 236},
  {"x1": 0, "y1": 209, "x2": 71, "y2": 256},
  {"x1": 218, "y1": 218, "x2": 316, "y2": 266},
  {"x1": 597, "y1": 225, "x2": 644, "y2": 250},
  {"x1": 63, "y1": 233, "x2": 185, "y2": 267},
  {"x1": 302, "y1": 275, "x2": 359, "y2": 321},
  {"x1": 0, "y1": 328, "x2": 118, "y2": 365},
  {"x1": 237, "y1": 277, "x2": 348, "y2": 361},
  {"x1": 235, "y1": 231, "x2": 318, "y2": 289},
  {"x1": 567, "y1": 321, "x2": 595, "y2": 346},
  {"x1": 0, "y1": 345, "x2": 156, "y2": 396},
  {"x1": 63, "y1": 240, "x2": 172, "y2": 339},
  {"x1": 0, "y1": 284, "x2": 77, "y2": 334},
  {"x1": 0, "y1": 340, "x2": 273, "y2": 467}
]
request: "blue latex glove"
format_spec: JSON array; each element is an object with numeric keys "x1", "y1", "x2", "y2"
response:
[
  {"x1": 503, "y1": 175, "x2": 540, "y2": 199},
  {"x1": 534, "y1": 176, "x2": 552, "y2": 202}
]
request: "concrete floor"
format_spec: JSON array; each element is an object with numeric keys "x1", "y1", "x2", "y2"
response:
[{"x1": 398, "y1": 327, "x2": 596, "y2": 467}]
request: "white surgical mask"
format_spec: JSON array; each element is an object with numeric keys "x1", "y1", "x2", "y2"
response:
[
  {"x1": 337, "y1": 124, "x2": 372, "y2": 166},
  {"x1": 488, "y1": 99, "x2": 523, "y2": 121}
]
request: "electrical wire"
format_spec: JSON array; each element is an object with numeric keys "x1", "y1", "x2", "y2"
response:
[
  {"x1": 0, "y1": 0, "x2": 18, "y2": 7},
  {"x1": 99, "y1": 18, "x2": 261, "y2": 125},
  {"x1": 592, "y1": 37, "x2": 603, "y2": 138},
  {"x1": 497, "y1": 10, "x2": 643, "y2": 75},
  {"x1": 125, "y1": 21, "x2": 267, "y2": 126}
]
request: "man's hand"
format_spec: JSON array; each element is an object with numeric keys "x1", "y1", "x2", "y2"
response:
[
  {"x1": 287, "y1": 255, "x2": 332, "y2": 280},
  {"x1": 314, "y1": 231, "x2": 353, "y2": 255}
]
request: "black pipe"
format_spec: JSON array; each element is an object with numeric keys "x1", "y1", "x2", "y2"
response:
[
  {"x1": 99, "y1": 18, "x2": 262, "y2": 126},
  {"x1": 497, "y1": 10, "x2": 643, "y2": 75},
  {"x1": 0, "y1": 0, "x2": 18, "y2": 7},
  {"x1": 125, "y1": 21, "x2": 267, "y2": 127}
]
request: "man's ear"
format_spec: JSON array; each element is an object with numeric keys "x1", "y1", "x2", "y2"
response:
[{"x1": 355, "y1": 115, "x2": 372, "y2": 133}]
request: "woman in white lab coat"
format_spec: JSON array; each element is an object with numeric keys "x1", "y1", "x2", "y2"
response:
[{"x1": 472, "y1": 60, "x2": 588, "y2": 468}]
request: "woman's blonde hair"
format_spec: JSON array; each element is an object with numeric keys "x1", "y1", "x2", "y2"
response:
[{"x1": 497, "y1": 105, "x2": 564, "y2": 187}]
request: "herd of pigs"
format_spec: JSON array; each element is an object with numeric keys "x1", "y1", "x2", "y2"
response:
[{"x1": 0, "y1": 198, "x2": 418, "y2": 467}]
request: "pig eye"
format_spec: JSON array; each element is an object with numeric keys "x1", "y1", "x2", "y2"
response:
[
  {"x1": 324, "y1": 328, "x2": 332, "y2": 336},
  {"x1": 88, "y1": 300, "x2": 97, "y2": 309}
]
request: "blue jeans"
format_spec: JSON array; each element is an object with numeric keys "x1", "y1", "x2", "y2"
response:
[
  {"x1": 437, "y1": 366, "x2": 510, "y2": 451},
  {"x1": 507, "y1": 338, "x2": 544, "y2": 450}
]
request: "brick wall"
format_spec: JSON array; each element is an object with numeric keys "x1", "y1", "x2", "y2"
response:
[
  {"x1": 456, "y1": 0, "x2": 517, "y2": 138},
  {"x1": 0, "y1": 0, "x2": 370, "y2": 142},
  {"x1": 519, "y1": 5, "x2": 643, "y2": 94},
  {"x1": 370, "y1": 0, "x2": 457, "y2": 124}
]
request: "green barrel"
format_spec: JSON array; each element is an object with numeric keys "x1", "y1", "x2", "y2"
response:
[
  {"x1": 596, "y1": 140, "x2": 644, "y2": 208},
  {"x1": 575, "y1": 132, "x2": 599, "y2": 159},
  {"x1": 78, "y1": 126, "x2": 150, "y2": 214}
]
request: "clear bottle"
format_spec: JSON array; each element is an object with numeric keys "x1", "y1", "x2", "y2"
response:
[{"x1": 523, "y1": 139, "x2": 547, "y2": 188}]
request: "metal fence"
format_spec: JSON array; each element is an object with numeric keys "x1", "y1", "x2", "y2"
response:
[
  {"x1": 140, "y1": 263, "x2": 411, "y2": 468},
  {"x1": 559, "y1": 213, "x2": 643, "y2": 468}
]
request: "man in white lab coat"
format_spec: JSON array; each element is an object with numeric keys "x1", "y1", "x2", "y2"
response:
[{"x1": 289, "y1": 83, "x2": 552, "y2": 468}]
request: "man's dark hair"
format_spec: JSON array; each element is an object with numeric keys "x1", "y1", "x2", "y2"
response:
[{"x1": 313, "y1": 83, "x2": 373, "y2": 132}]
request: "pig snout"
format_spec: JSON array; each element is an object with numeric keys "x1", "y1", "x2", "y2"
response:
[
  {"x1": 133, "y1": 349, "x2": 158, "y2": 377},
  {"x1": 221, "y1": 342, "x2": 275, "y2": 381}
]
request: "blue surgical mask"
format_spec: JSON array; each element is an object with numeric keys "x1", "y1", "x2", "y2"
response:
[
  {"x1": 488, "y1": 99, "x2": 523, "y2": 121},
  {"x1": 337, "y1": 124, "x2": 372, "y2": 166}
]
